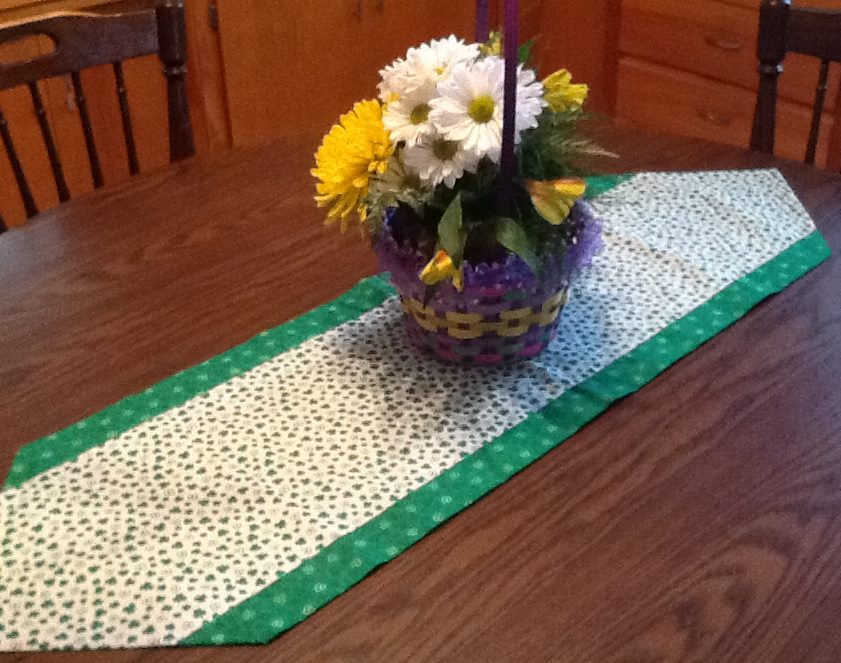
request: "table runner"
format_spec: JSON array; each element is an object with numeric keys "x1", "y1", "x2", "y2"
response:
[{"x1": 0, "y1": 169, "x2": 830, "y2": 651}]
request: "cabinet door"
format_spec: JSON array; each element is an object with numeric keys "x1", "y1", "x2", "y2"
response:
[
  {"x1": 371, "y1": 0, "x2": 477, "y2": 69},
  {"x1": 217, "y1": 0, "x2": 478, "y2": 147},
  {"x1": 217, "y1": 0, "x2": 372, "y2": 146}
]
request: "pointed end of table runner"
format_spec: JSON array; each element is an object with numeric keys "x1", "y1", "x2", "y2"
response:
[
  {"x1": 180, "y1": 229, "x2": 831, "y2": 648},
  {"x1": 2, "y1": 172, "x2": 831, "y2": 652},
  {"x1": 2, "y1": 275, "x2": 396, "y2": 491}
]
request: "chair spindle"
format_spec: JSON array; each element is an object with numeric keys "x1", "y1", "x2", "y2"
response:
[
  {"x1": 0, "y1": 106, "x2": 38, "y2": 218},
  {"x1": 751, "y1": 0, "x2": 790, "y2": 154},
  {"x1": 112, "y1": 62, "x2": 140, "y2": 175},
  {"x1": 805, "y1": 59, "x2": 830, "y2": 165},
  {"x1": 156, "y1": 0, "x2": 194, "y2": 162},
  {"x1": 70, "y1": 71, "x2": 104, "y2": 188},
  {"x1": 28, "y1": 81, "x2": 70, "y2": 202}
]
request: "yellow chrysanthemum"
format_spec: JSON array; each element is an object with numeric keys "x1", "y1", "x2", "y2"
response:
[
  {"x1": 312, "y1": 100, "x2": 394, "y2": 231},
  {"x1": 526, "y1": 178, "x2": 586, "y2": 224},
  {"x1": 543, "y1": 69, "x2": 588, "y2": 113},
  {"x1": 419, "y1": 249, "x2": 464, "y2": 291}
]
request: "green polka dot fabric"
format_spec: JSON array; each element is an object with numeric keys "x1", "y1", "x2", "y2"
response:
[{"x1": 0, "y1": 170, "x2": 831, "y2": 651}]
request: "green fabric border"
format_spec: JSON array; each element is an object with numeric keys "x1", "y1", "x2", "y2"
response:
[
  {"x1": 584, "y1": 174, "x2": 632, "y2": 198},
  {"x1": 181, "y1": 230, "x2": 831, "y2": 646},
  {"x1": 3, "y1": 275, "x2": 395, "y2": 489}
]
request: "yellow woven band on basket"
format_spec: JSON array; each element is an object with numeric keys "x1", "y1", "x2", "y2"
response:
[{"x1": 401, "y1": 290, "x2": 569, "y2": 340}]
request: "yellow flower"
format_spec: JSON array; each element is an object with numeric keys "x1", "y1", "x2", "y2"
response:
[
  {"x1": 526, "y1": 178, "x2": 586, "y2": 224},
  {"x1": 479, "y1": 31, "x2": 503, "y2": 57},
  {"x1": 419, "y1": 249, "x2": 464, "y2": 291},
  {"x1": 312, "y1": 100, "x2": 394, "y2": 231},
  {"x1": 543, "y1": 69, "x2": 588, "y2": 113}
]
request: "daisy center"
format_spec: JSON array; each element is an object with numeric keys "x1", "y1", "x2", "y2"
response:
[
  {"x1": 467, "y1": 95, "x2": 496, "y2": 124},
  {"x1": 410, "y1": 103, "x2": 431, "y2": 125},
  {"x1": 432, "y1": 139, "x2": 459, "y2": 161}
]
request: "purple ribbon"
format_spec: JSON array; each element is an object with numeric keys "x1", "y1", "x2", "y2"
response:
[
  {"x1": 498, "y1": 0, "x2": 518, "y2": 214},
  {"x1": 475, "y1": 0, "x2": 489, "y2": 43}
]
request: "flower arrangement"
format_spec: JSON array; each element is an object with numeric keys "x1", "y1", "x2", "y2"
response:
[{"x1": 312, "y1": 8, "x2": 610, "y2": 363}]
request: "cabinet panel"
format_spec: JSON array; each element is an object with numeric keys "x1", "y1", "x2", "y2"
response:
[
  {"x1": 621, "y1": 0, "x2": 840, "y2": 108},
  {"x1": 373, "y1": 0, "x2": 475, "y2": 61},
  {"x1": 218, "y1": 1, "x2": 371, "y2": 146},
  {"x1": 533, "y1": 0, "x2": 620, "y2": 115},
  {"x1": 616, "y1": 57, "x2": 833, "y2": 166},
  {"x1": 217, "y1": 0, "x2": 476, "y2": 146}
]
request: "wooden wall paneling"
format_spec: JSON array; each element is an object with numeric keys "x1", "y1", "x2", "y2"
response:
[{"x1": 617, "y1": 56, "x2": 834, "y2": 166}]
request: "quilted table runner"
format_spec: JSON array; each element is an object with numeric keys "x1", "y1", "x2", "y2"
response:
[{"x1": 0, "y1": 170, "x2": 830, "y2": 651}]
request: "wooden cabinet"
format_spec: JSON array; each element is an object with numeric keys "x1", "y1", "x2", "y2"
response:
[
  {"x1": 216, "y1": 0, "x2": 478, "y2": 146},
  {"x1": 530, "y1": 0, "x2": 621, "y2": 115},
  {"x1": 615, "y1": 0, "x2": 841, "y2": 169},
  {"x1": 4, "y1": 0, "x2": 838, "y2": 229},
  {"x1": 617, "y1": 57, "x2": 834, "y2": 165}
]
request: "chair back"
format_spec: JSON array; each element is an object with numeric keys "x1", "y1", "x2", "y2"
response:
[
  {"x1": 0, "y1": 0, "x2": 194, "y2": 232},
  {"x1": 750, "y1": 0, "x2": 841, "y2": 168}
]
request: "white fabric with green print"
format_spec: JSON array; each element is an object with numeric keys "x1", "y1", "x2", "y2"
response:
[{"x1": 0, "y1": 170, "x2": 828, "y2": 651}]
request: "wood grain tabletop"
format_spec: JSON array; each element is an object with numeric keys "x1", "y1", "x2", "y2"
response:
[{"x1": 1, "y1": 123, "x2": 840, "y2": 662}]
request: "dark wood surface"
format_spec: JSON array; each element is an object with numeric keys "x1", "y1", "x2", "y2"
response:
[
  {"x1": 1, "y1": 123, "x2": 840, "y2": 662},
  {"x1": 751, "y1": 0, "x2": 841, "y2": 166},
  {"x1": 0, "y1": 0, "x2": 193, "y2": 224}
]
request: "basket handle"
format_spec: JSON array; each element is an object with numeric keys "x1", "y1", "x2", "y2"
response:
[
  {"x1": 476, "y1": 0, "x2": 489, "y2": 43},
  {"x1": 474, "y1": 0, "x2": 518, "y2": 215},
  {"x1": 499, "y1": 0, "x2": 519, "y2": 214}
]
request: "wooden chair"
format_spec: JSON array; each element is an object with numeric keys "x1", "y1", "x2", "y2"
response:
[
  {"x1": 0, "y1": 0, "x2": 194, "y2": 233},
  {"x1": 750, "y1": 0, "x2": 841, "y2": 168}
]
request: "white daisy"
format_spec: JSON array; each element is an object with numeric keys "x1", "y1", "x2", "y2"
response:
[
  {"x1": 377, "y1": 35, "x2": 480, "y2": 102},
  {"x1": 378, "y1": 57, "x2": 409, "y2": 103},
  {"x1": 367, "y1": 153, "x2": 429, "y2": 213},
  {"x1": 383, "y1": 81, "x2": 437, "y2": 145},
  {"x1": 404, "y1": 35, "x2": 480, "y2": 88},
  {"x1": 429, "y1": 57, "x2": 545, "y2": 163},
  {"x1": 403, "y1": 134, "x2": 479, "y2": 188}
]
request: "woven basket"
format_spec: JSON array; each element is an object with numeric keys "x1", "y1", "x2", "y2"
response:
[{"x1": 375, "y1": 233, "x2": 569, "y2": 365}]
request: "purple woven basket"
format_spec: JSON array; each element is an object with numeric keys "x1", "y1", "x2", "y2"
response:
[{"x1": 374, "y1": 202, "x2": 601, "y2": 364}]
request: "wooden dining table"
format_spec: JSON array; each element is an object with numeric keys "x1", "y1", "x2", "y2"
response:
[{"x1": 1, "y1": 123, "x2": 840, "y2": 662}]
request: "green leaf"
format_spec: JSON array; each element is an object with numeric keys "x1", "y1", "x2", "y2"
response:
[
  {"x1": 437, "y1": 193, "x2": 465, "y2": 265},
  {"x1": 519, "y1": 39, "x2": 535, "y2": 65},
  {"x1": 494, "y1": 217, "x2": 539, "y2": 274}
]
